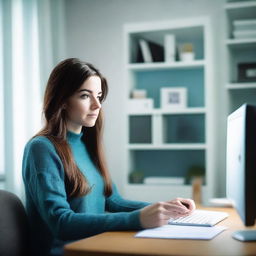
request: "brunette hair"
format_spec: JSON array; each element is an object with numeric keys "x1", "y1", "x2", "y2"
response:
[{"x1": 35, "y1": 58, "x2": 112, "y2": 198}]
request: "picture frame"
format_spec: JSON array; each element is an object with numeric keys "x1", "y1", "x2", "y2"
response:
[{"x1": 161, "y1": 87, "x2": 187, "y2": 110}]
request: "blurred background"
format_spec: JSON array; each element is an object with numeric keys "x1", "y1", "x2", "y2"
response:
[{"x1": 1, "y1": 0, "x2": 256, "y2": 204}]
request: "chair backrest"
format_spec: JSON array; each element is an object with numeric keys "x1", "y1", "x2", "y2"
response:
[{"x1": 0, "y1": 189, "x2": 30, "y2": 256}]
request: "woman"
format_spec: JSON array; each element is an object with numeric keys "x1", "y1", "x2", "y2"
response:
[{"x1": 22, "y1": 58, "x2": 195, "y2": 256}]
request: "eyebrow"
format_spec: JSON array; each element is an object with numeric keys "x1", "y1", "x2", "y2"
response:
[{"x1": 78, "y1": 89, "x2": 102, "y2": 95}]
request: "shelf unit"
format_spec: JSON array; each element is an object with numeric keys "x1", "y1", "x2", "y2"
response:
[
  {"x1": 224, "y1": 0, "x2": 256, "y2": 112},
  {"x1": 127, "y1": 60, "x2": 205, "y2": 71},
  {"x1": 123, "y1": 17, "x2": 214, "y2": 203}
]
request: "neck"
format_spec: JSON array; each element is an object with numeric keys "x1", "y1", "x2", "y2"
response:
[
  {"x1": 67, "y1": 130, "x2": 83, "y2": 143},
  {"x1": 66, "y1": 123, "x2": 82, "y2": 134}
]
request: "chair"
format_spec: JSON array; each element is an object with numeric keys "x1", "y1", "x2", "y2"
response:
[{"x1": 0, "y1": 189, "x2": 30, "y2": 256}]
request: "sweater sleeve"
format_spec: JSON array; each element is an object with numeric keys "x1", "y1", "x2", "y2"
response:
[
  {"x1": 23, "y1": 137, "x2": 143, "y2": 242},
  {"x1": 105, "y1": 183, "x2": 150, "y2": 212}
]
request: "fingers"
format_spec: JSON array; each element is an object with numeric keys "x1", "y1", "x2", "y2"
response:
[
  {"x1": 180, "y1": 198, "x2": 196, "y2": 211},
  {"x1": 175, "y1": 198, "x2": 196, "y2": 212},
  {"x1": 168, "y1": 198, "x2": 196, "y2": 212},
  {"x1": 140, "y1": 199, "x2": 196, "y2": 229},
  {"x1": 162, "y1": 202, "x2": 189, "y2": 214},
  {"x1": 140, "y1": 204, "x2": 172, "y2": 228},
  {"x1": 160, "y1": 206, "x2": 188, "y2": 219}
]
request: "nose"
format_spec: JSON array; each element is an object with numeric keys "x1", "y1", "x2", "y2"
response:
[{"x1": 91, "y1": 97, "x2": 101, "y2": 109}]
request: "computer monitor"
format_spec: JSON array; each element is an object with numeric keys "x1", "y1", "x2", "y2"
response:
[{"x1": 226, "y1": 103, "x2": 256, "y2": 241}]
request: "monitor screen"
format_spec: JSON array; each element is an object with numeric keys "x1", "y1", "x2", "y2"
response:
[{"x1": 226, "y1": 103, "x2": 256, "y2": 227}]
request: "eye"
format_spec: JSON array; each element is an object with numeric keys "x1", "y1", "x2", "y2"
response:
[
  {"x1": 98, "y1": 95, "x2": 104, "y2": 102},
  {"x1": 80, "y1": 94, "x2": 89, "y2": 99}
]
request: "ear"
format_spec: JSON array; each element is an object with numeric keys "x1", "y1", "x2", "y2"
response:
[{"x1": 62, "y1": 103, "x2": 67, "y2": 110}]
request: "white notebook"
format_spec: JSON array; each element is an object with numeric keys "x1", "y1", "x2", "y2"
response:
[{"x1": 135, "y1": 225, "x2": 227, "y2": 240}]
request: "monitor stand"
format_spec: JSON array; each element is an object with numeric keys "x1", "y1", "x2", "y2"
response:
[{"x1": 232, "y1": 230, "x2": 256, "y2": 242}]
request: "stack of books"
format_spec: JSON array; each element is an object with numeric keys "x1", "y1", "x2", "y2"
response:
[
  {"x1": 233, "y1": 19, "x2": 256, "y2": 39},
  {"x1": 136, "y1": 35, "x2": 176, "y2": 63},
  {"x1": 137, "y1": 39, "x2": 164, "y2": 63}
]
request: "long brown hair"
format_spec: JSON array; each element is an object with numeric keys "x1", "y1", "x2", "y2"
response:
[{"x1": 36, "y1": 58, "x2": 112, "y2": 198}]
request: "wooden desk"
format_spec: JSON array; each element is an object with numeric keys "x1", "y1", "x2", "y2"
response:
[{"x1": 64, "y1": 207, "x2": 256, "y2": 256}]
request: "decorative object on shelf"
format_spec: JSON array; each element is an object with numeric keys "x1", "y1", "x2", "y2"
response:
[
  {"x1": 129, "y1": 170, "x2": 144, "y2": 184},
  {"x1": 179, "y1": 43, "x2": 195, "y2": 62},
  {"x1": 164, "y1": 34, "x2": 176, "y2": 62},
  {"x1": 185, "y1": 165, "x2": 205, "y2": 205},
  {"x1": 144, "y1": 176, "x2": 184, "y2": 185},
  {"x1": 161, "y1": 87, "x2": 187, "y2": 110},
  {"x1": 137, "y1": 38, "x2": 164, "y2": 63},
  {"x1": 185, "y1": 165, "x2": 205, "y2": 185},
  {"x1": 192, "y1": 176, "x2": 202, "y2": 205},
  {"x1": 232, "y1": 19, "x2": 256, "y2": 39},
  {"x1": 131, "y1": 89, "x2": 147, "y2": 99},
  {"x1": 128, "y1": 98, "x2": 153, "y2": 112},
  {"x1": 238, "y1": 62, "x2": 256, "y2": 82}
]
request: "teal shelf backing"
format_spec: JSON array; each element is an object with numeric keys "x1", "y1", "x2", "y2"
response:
[
  {"x1": 129, "y1": 116, "x2": 152, "y2": 143},
  {"x1": 134, "y1": 68, "x2": 204, "y2": 108},
  {"x1": 229, "y1": 90, "x2": 256, "y2": 114},
  {"x1": 130, "y1": 149, "x2": 205, "y2": 182},
  {"x1": 163, "y1": 114, "x2": 205, "y2": 143}
]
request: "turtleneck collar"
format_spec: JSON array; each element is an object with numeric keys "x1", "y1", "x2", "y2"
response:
[{"x1": 67, "y1": 130, "x2": 83, "y2": 143}]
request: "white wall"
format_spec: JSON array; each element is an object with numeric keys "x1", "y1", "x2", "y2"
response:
[{"x1": 65, "y1": 0, "x2": 227, "y2": 197}]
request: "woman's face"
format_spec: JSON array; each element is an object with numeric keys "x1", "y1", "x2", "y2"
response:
[{"x1": 65, "y1": 75, "x2": 102, "y2": 133}]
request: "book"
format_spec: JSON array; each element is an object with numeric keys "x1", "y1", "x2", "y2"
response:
[
  {"x1": 131, "y1": 89, "x2": 147, "y2": 99},
  {"x1": 164, "y1": 34, "x2": 175, "y2": 62},
  {"x1": 137, "y1": 39, "x2": 164, "y2": 63},
  {"x1": 139, "y1": 39, "x2": 152, "y2": 63}
]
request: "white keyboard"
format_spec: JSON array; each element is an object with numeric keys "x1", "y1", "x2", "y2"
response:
[{"x1": 168, "y1": 210, "x2": 229, "y2": 227}]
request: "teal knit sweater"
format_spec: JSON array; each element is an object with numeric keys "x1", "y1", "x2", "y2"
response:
[{"x1": 22, "y1": 131, "x2": 149, "y2": 256}]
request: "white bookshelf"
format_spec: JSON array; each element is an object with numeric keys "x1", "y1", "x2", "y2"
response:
[
  {"x1": 225, "y1": 38, "x2": 256, "y2": 50},
  {"x1": 226, "y1": 82, "x2": 256, "y2": 90},
  {"x1": 124, "y1": 184, "x2": 209, "y2": 203},
  {"x1": 224, "y1": 0, "x2": 256, "y2": 9},
  {"x1": 123, "y1": 17, "x2": 214, "y2": 203},
  {"x1": 127, "y1": 144, "x2": 207, "y2": 150},
  {"x1": 127, "y1": 60, "x2": 205, "y2": 71},
  {"x1": 224, "y1": 0, "x2": 256, "y2": 113},
  {"x1": 127, "y1": 107, "x2": 206, "y2": 115}
]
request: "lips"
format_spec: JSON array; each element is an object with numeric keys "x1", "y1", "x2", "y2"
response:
[{"x1": 87, "y1": 114, "x2": 98, "y2": 117}]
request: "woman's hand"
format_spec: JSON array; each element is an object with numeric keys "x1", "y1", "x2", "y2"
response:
[
  {"x1": 167, "y1": 198, "x2": 196, "y2": 213},
  {"x1": 139, "y1": 200, "x2": 191, "y2": 229}
]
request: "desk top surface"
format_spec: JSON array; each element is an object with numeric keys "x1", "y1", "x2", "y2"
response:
[{"x1": 64, "y1": 207, "x2": 256, "y2": 256}]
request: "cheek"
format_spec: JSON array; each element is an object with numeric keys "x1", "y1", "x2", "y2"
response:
[{"x1": 67, "y1": 101, "x2": 89, "y2": 117}]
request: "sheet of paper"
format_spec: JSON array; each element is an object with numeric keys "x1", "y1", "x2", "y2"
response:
[{"x1": 135, "y1": 225, "x2": 227, "y2": 240}]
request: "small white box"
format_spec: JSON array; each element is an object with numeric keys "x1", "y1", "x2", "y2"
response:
[
  {"x1": 180, "y1": 52, "x2": 195, "y2": 62},
  {"x1": 128, "y1": 98, "x2": 153, "y2": 113}
]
